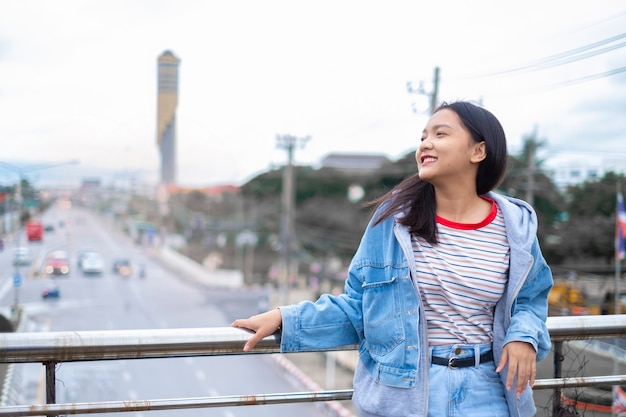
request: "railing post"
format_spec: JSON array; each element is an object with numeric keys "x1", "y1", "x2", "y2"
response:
[
  {"x1": 45, "y1": 361, "x2": 57, "y2": 414},
  {"x1": 552, "y1": 342, "x2": 563, "y2": 416}
]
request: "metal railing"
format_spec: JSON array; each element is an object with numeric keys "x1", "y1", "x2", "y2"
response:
[{"x1": 0, "y1": 315, "x2": 625, "y2": 416}]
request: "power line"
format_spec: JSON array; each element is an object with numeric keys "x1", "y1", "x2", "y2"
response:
[
  {"x1": 549, "y1": 65, "x2": 626, "y2": 88},
  {"x1": 458, "y1": 62, "x2": 626, "y2": 97},
  {"x1": 486, "y1": 33, "x2": 626, "y2": 76}
]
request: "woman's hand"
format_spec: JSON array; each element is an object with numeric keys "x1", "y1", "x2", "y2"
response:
[
  {"x1": 230, "y1": 308, "x2": 283, "y2": 352},
  {"x1": 496, "y1": 341, "x2": 537, "y2": 395}
]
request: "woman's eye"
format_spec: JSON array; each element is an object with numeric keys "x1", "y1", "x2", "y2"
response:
[{"x1": 420, "y1": 137, "x2": 426, "y2": 142}]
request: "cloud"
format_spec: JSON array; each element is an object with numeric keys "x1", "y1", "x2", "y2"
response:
[{"x1": 1, "y1": 1, "x2": 625, "y2": 188}]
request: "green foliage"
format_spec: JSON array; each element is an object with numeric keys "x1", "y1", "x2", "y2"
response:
[
  {"x1": 296, "y1": 196, "x2": 371, "y2": 260},
  {"x1": 498, "y1": 135, "x2": 566, "y2": 260},
  {"x1": 240, "y1": 169, "x2": 283, "y2": 198},
  {"x1": 113, "y1": 133, "x2": 623, "y2": 278},
  {"x1": 549, "y1": 171, "x2": 626, "y2": 264},
  {"x1": 200, "y1": 155, "x2": 625, "y2": 275},
  {"x1": 565, "y1": 172, "x2": 624, "y2": 217}
]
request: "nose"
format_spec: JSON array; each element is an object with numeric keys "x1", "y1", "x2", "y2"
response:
[{"x1": 419, "y1": 136, "x2": 432, "y2": 152}]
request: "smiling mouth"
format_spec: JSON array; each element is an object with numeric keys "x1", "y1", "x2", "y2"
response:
[{"x1": 421, "y1": 156, "x2": 437, "y2": 164}]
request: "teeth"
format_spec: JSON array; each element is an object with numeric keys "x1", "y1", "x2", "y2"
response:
[{"x1": 422, "y1": 156, "x2": 436, "y2": 163}]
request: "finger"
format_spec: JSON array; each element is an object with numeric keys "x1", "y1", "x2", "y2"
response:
[
  {"x1": 231, "y1": 319, "x2": 256, "y2": 331},
  {"x1": 515, "y1": 362, "x2": 532, "y2": 395},
  {"x1": 515, "y1": 370, "x2": 527, "y2": 394},
  {"x1": 517, "y1": 362, "x2": 537, "y2": 395},
  {"x1": 506, "y1": 363, "x2": 518, "y2": 392},
  {"x1": 504, "y1": 351, "x2": 521, "y2": 392},
  {"x1": 516, "y1": 379, "x2": 530, "y2": 395},
  {"x1": 244, "y1": 332, "x2": 264, "y2": 352},
  {"x1": 529, "y1": 362, "x2": 537, "y2": 387},
  {"x1": 495, "y1": 349, "x2": 508, "y2": 373}
]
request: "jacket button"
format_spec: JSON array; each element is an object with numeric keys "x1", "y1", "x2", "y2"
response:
[{"x1": 454, "y1": 348, "x2": 462, "y2": 355}]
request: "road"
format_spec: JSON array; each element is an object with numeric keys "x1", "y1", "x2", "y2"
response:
[{"x1": 0, "y1": 201, "x2": 337, "y2": 417}]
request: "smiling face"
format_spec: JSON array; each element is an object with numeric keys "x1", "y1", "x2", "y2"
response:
[{"x1": 416, "y1": 108, "x2": 486, "y2": 189}]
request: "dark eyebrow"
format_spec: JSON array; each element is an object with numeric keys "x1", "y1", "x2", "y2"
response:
[{"x1": 423, "y1": 123, "x2": 452, "y2": 134}]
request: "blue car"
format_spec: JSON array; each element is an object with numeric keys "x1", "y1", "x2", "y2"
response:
[{"x1": 41, "y1": 284, "x2": 60, "y2": 299}]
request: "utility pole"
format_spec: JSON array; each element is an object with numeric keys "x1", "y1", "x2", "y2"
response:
[
  {"x1": 275, "y1": 134, "x2": 310, "y2": 305},
  {"x1": 526, "y1": 139, "x2": 536, "y2": 206},
  {"x1": 429, "y1": 66, "x2": 440, "y2": 115},
  {"x1": 407, "y1": 66, "x2": 440, "y2": 115},
  {"x1": 615, "y1": 182, "x2": 623, "y2": 316}
]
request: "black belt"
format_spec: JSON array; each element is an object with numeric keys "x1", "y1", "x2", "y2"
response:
[{"x1": 431, "y1": 350, "x2": 494, "y2": 369}]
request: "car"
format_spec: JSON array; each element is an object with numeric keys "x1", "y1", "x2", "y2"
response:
[
  {"x1": 112, "y1": 258, "x2": 132, "y2": 277},
  {"x1": 77, "y1": 250, "x2": 97, "y2": 269},
  {"x1": 44, "y1": 250, "x2": 71, "y2": 276},
  {"x1": 12, "y1": 247, "x2": 31, "y2": 266},
  {"x1": 81, "y1": 252, "x2": 104, "y2": 275},
  {"x1": 41, "y1": 282, "x2": 60, "y2": 299}
]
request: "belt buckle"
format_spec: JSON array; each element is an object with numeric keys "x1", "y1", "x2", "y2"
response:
[{"x1": 448, "y1": 357, "x2": 458, "y2": 369}]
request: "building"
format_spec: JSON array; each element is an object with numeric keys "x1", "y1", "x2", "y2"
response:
[
  {"x1": 550, "y1": 158, "x2": 626, "y2": 191},
  {"x1": 78, "y1": 177, "x2": 101, "y2": 207},
  {"x1": 156, "y1": 50, "x2": 181, "y2": 186}
]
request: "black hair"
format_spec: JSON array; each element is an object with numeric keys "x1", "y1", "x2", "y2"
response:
[{"x1": 368, "y1": 100, "x2": 507, "y2": 244}]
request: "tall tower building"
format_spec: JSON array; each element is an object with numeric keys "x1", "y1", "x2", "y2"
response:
[{"x1": 156, "y1": 50, "x2": 180, "y2": 185}]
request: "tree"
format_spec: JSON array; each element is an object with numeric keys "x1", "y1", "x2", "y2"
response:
[
  {"x1": 553, "y1": 171, "x2": 626, "y2": 265},
  {"x1": 499, "y1": 132, "x2": 565, "y2": 260}
]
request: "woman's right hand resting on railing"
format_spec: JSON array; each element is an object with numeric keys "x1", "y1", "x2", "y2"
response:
[{"x1": 231, "y1": 308, "x2": 283, "y2": 352}]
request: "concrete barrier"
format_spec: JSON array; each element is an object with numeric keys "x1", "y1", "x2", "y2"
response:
[{"x1": 157, "y1": 246, "x2": 244, "y2": 289}]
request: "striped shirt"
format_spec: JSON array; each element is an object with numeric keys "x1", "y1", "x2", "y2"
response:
[{"x1": 411, "y1": 199, "x2": 510, "y2": 345}]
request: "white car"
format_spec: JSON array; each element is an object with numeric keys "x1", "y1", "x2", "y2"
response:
[
  {"x1": 12, "y1": 247, "x2": 31, "y2": 266},
  {"x1": 81, "y1": 253, "x2": 104, "y2": 275}
]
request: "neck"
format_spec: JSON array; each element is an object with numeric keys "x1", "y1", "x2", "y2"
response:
[{"x1": 434, "y1": 189, "x2": 491, "y2": 223}]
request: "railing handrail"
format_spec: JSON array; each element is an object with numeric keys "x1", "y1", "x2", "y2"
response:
[
  {"x1": 0, "y1": 390, "x2": 357, "y2": 416},
  {"x1": 0, "y1": 314, "x2": 625, "y2": 416},
  {"x1": 0, "y1": 315, "x2": 624, "y2": 363}
]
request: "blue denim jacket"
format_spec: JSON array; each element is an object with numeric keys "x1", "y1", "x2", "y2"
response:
[{"x1": 280, "y1": 192, "x2": 553, "y2": 417}]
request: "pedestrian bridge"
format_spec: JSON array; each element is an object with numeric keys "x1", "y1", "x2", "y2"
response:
[{"x1": 0, "y1": 314, "x2": 624, "y2": 416}]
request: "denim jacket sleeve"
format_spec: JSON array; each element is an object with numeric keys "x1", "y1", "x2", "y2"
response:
[
  {"x1": 279, "y1": 279, "x2": 364, "y2": 352},
  {"x1": 279, "y1": 208, "x2": 401, "y2": 353},
  {"x1": 503, "y1": 238, "x2": 553, "y2": 362}
]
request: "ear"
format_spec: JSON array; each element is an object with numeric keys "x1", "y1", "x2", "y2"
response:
[{"x1": 471, "y1": 141, "x2": 487, "y2": 163}]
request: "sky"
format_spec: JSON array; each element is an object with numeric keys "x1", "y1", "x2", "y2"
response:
[{"x1": 1, "y1": 1, "x2": 625, "y2": 189}]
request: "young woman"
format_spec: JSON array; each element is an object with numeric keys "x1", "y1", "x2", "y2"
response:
[{"x1": 232, "y1": 101, "x2": 553, "y2": 417}]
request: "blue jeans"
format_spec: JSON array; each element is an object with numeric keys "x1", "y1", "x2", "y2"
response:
[{"x1": 428, "y1": 343, "x2": 509, "y2": 417}]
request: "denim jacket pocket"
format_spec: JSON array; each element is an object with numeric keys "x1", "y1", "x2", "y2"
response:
[{"x1": 360, "y1": 266, "x2": 406, "y2": 356}]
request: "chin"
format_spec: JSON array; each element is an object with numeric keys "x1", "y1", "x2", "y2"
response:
[{"x1": 417, "y1": 170, "x2": 433, "y2": 181}]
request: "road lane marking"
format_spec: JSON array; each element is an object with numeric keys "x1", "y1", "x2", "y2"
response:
[{"x1": 0, "y1": 278, "x2": 12, "y2": 301}]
